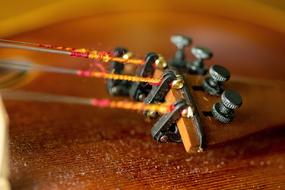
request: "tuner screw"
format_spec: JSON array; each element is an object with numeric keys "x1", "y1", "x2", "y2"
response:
[
  {"x1": 155, "y1": 55, "x2": 168, "y2": 70},
  {"x1": 138, "y1": 94, "x2": 145, "y2": 101},
  {"x1": 212, "y1": 90, "x2": 242, "y2": 123},
  {"x1": 181, "y1": 106, "x2": 194, "y2": 118},
  {"x1": 171, "y1": 35, "x2": 192, "y2": 49},
  {"x1": 145, "y1": 110, "x2": 158, "y2": 120},
  {"x1": 188, "y1": 46, "x2": 212, "y2": 75},
  {"x1": 171, "y1": 75, "x2": 184, "y2": 90},
  {"x1": 170, "y1": 35, "x2": 192, "y2": 68},
  {"x1": 203, "y1": 65, "x2": 230, "y2": 96},
  {"x1": 159, "y1": 135, "x2": 168, "y2": 143},
  {"x1": 122, "y1": 51, "x2": 133, "y2": 59},
  {"x1": 110, "y1": 86, "x2": 119, "y2": 95}
]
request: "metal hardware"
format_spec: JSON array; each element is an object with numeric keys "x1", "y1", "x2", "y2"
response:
[
  {"x1": 107, "y1": 47, "x2": 132, "y2": 96},
  {"x1": 129, "y1": 52, "x2": 158, "y2": 101},
  {"x1": 170, "y1": 35, "x2": 192, "y2": 68},
  {"x1": 212, "y1": 90, "x2": 242, "y2": 123},
  {"x1": 187, "y1": 46, "x2": 212, "y2": 75},
  {"x1": 203, "y1": 64, "x2": 230, "y2": 95},
  {"x1": 144, "y1": 70, "x2": 176, "y2": 104},
  {"x1": 151, "y1": 100, "x2": 188, "y2": 143}
]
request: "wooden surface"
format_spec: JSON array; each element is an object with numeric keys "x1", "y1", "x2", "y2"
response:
[
  {"x1": 163, "y1": 74, "x2": 285, "y2": 153},
  {"x1": 0, "y1": 11, "x2": 285, "y2": 189}
]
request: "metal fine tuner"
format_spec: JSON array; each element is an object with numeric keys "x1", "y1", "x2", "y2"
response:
[{"x1": 106, "y1": 34, "x2": 243, "y2": 153}]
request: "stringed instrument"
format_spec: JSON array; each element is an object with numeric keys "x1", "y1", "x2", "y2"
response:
[{"x1": 0, "y1": 5, "x2": 284, "y2": 189}]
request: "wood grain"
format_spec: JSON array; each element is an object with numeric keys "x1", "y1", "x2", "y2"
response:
[
  {"x1": 0, "y1": 11, "x2": 284, "y2": 189},
  {"x1": 173, "y1": 75, "x2": 285, "y2": 152}
]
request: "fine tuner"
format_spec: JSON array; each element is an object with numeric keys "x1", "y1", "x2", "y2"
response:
[
  {"x1": 2, "y1": 34, "x2": 283, "y2": 153},
  {"x1": 105, "y1": 34, "x2": 243, "y2": 152}
]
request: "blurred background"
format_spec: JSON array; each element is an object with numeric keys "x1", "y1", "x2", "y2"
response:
[
  {"x1": 1, "y1": 0, "x2": 285, "y2": 37},
  {"x1": 1, "y1": 0, "x2": 285, "y2": 81}
]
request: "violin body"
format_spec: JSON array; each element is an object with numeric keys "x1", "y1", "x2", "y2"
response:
[{"x1": 1, "y1": 7, "x2": 285, "y2": 190}]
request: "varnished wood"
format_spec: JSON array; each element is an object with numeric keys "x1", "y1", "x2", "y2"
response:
[
  {"x1": 0, "y1": 10, "x2": 284, "y2": 190},
  {"x1": 154, "y1": 66, "x2": 285, "y2": 153},
  {"x1": 173, "y1": 76, "x2": 285, "y2": 152},
  {"x1": 203, "y1": 77, "x2": 285, "y2": 146}
]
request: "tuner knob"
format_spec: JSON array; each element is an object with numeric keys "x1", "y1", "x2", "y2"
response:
[
  {"x1": 187, "y1": 46, "x2": 212, "y2": 75},
  {"x1": 212, "y1": 90, "x2": 242, "y2": 123},
  {"x1": 171, "y1": 35, "x2": 192, "y2": 49},
  {"x1": 170, "y1": 35, "x2": 192, "y2": 68},
  {"x1": 107, "y1": 47, "x2": 131, "y2": 96},
  {"x1": 203, "y1": 65, "x2": 230, "y2": 95}
]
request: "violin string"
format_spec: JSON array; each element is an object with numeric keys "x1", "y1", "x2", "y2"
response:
[
  {"x1": 0, "y1": 39, "x2": 145, "y2": 65},
  {"x1": 0, "y1": 59, "x2": 161, "y2": 85},
  {"x1": 76, "y1": 70, "x2": 161, "y2": 85},
  {"x1": 0, "y1": 59, "x2": 77, "y2": 75},
  {"x1": 0, "y1": 90, "x2": 173, "y2": 114},
  {"x1": 0, "y1": 40, "x2": 70, "y2": 55}
]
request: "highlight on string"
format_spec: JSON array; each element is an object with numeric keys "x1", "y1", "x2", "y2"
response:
[
  {"x1": 76, "y1": 70, "x2": 161, "y2": 85},
  {"x1": 0, "y1": 59, "x2": 161, "y2": 85},
  {"x1": 0, "y1": 39, "x2": 144, "y2": 65},
  {"x1": 0, "y1": 90, "x2": 173, "y2": 114}
]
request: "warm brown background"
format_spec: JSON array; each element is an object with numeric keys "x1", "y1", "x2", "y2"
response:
[{"x1": 0, "y1": 1, "x2": 285, "y2": 190}]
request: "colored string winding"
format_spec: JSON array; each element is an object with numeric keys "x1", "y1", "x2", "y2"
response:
[
  {"x1": 76, "y1": 70, "x2": 161, "y2": 85},
  {"x1": 0, "y1": 59, "x2": 161, "y2": 85},
  {"x1": 0, "y1": 39, "x2": 145, "y2": 65},
  {"x1": 91, "y1": 99, "x2": 173, "y2": 114},
  {"x1": 1, "y1": 90, "x2": 173, "y2": 114}
]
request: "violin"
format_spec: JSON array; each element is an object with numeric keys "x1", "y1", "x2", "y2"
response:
[{"x1": 0, "y1": 5, "x2": 284, "y2": 189}]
